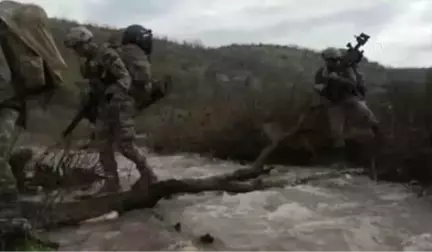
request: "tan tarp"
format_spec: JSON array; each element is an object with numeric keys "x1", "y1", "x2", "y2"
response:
[{"x1": 0, "y1": 1, "x2": 67, "y2": 76}]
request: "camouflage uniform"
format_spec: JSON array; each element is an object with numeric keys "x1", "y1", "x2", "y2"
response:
[
  {"x1": 0, "y1": 1, "x2": 66, "y2": 244},
  {"x1": 314, "y1": 48, "x2": 380, "y2": 166},
  {"x1": 64, "y1": 27, "x2": 156, "y2": 194},
  {"x1": 117, "y1": 43, "x2": 152, "y2": 111}
]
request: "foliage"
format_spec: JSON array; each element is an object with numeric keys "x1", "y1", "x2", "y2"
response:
[
  {"x1": 6, "y1": 239, "x2": 54, "y2": 251},
  {"x1": 16, "y1": 18, "x2": 432, "y2": 180}
]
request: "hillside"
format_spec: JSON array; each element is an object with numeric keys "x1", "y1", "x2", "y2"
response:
[
  {"x1": 42, "y1": 18, "x2": 428, "y2": 107},
  {"x1": 1, "y1": 17, "x2": 430, "y2": 169}
]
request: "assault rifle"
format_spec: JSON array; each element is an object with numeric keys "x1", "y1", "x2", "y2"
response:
[
  {"x1": 62, "y1": 90, "x2": 98, "y2": 137},
  {"x1": 62, "y1": 76, "x2": 172, "y2": 137},
  {"x1": 339, "y1": 33, "x2": 370, "y2": 99},
  {"x1": 340, "y1": 32, "x2": 370, "y2": 68}
]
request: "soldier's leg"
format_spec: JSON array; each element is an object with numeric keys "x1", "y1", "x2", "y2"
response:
[
  {"x1": 114, "y1": 97, "x2": 157, "y2": 187},
  {"x1": 327, "y1": 104, "x2": 347, "y2": 168},
  {"x1": 349, "y1": 99, "x2": 382, "y2": 140},
  {"x1": 346, "y1": 98, "x2": 381, "y2": 179},
  {"x1": 0, "y1": 108, "x2": 31, "y2": 247},
  {"x1": 120, "y1": 138, "x2": 157, "y2": 190},
  {"x1": 94, "y1": 117, "x2": 120, "y2": 193},
  {"x1": 9, "y1": 147, "x2": 33, "y2": 193}
]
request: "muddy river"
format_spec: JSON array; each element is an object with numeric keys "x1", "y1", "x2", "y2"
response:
[{"x1": 25, "y1": 151, "x2": 432, "y2": 251}]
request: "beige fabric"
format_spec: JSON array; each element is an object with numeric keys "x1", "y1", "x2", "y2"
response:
[{"x1": 0, "y1": 1, "x2": 67, "y2": 77}]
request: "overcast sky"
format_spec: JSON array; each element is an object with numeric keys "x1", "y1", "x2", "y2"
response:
[{"x1": 13, "y1": 0, "x2": 432, "y2": 68}]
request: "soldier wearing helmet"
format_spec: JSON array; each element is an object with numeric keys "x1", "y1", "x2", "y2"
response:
[
  {"x1": 118, "y1": 24, "x2": 154, "y2": 110},
  {"x1": 63, "y1": 26, "x2": 157, "y2": 195},
  {"x1": 314, "y1": 47, "x2": 381, "y2": 169},
  {"x1": 321, "y1": 48, "x2": 342, "y2": 70},
  {"x1": 0, "y1": 0, "x2": 67, "y2": 246}
]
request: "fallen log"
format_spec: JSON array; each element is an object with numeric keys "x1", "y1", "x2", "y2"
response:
[
  {"x1": 21, "y1": 176, "x2": 273, "y2": 229},
  {"x1": 20, "y1": 138, "x2": 280, "y2": 229},
  {"x1": 18, "y1": 118, "x2": 312, "y2": 229}
]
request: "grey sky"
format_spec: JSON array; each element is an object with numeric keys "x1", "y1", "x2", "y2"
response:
[{"x1": 15, "y1": 0, "x2": 432, "y2": 68}]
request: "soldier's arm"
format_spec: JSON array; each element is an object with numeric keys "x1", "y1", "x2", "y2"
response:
[
  {"x1": 330, "y1": 68, "x2": 357, "y2": 89},
  {"x1": 100, "y1": 48, "x2": 132, "y2": 93}
]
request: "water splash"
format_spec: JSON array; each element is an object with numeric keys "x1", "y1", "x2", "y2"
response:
[{"x1": 44, "y1": 153, "x2": 432, "y2": 250}]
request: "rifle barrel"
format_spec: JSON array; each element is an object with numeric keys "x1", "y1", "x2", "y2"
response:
[{"x1": 62, "y1": 95, "x2": 98, "y2": 137}]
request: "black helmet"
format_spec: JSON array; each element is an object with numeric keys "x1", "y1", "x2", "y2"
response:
[{"x1": 122, "y1": 24, "x2": 153, "y2": 56}]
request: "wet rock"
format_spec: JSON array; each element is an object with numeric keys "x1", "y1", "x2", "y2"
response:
[
  {"x1": 199, "y1": 233, "x2": 214, "y2": 244},
  {"x1": 174, "y1": 222, "x2": 181, "y2": 232}
]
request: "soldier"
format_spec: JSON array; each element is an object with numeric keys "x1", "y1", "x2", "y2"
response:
[
  {"x1": 63, "y1": 26, "x2": 157, "y2": 195},
  {"x1": 314, "y1": 47, "x2": 382, "y2": 168},
  {"x1": 118, "y1": 24, "x2": 155, "y2": 111},
  {"x1": 0, "y1": 0, "x2": 67, "y2": 246}
]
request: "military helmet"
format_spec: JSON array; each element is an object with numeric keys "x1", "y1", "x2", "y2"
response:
[
  {"x1": 122, "y1": 24, "x2": 153, "y2": 55},
  {"x1": 321, "y1": 47, "x2": 342, "y2": 60},
  {"x1": 122, "y1": 24, "x2": 151, "y2": 44},
  {"x1": 64, "y1": 26, "x2": 93, "y2": 48}
]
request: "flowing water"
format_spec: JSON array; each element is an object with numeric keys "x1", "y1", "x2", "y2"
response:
[{"x1": 38, "y1": 152, "x2": 432, "y2": 251}]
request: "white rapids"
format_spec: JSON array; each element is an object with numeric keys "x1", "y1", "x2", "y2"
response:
[{"x1": 38, "y1": 152, "x2": 432, "y2": 251}]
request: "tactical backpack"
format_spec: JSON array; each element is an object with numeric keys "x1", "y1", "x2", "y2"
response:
[{"x1": 115, "y1": 24, "x2": 170, "y2": 111}]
